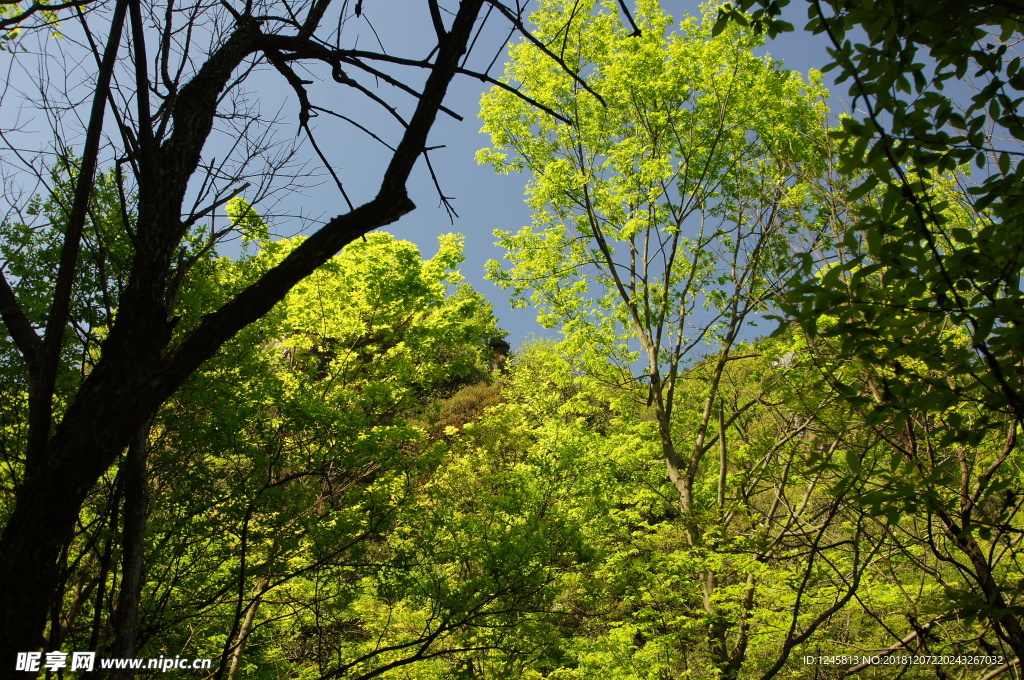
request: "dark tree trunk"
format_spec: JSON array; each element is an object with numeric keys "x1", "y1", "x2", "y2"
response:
[
  {"x1": 0, "y1": 0, "x2": 485, "y2": 668},
  {"x1": 110, "y1": 423, "x2": 150, "y2": 679}
]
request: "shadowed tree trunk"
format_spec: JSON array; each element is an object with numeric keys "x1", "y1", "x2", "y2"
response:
[
  {"x1": 225, "y1": 577, "x2": 269, "y2": 680},
  {"x1": 110, "y1": 422, "x2": 150, "y2": 680},
  {"x1": 0, "y1": 0, "x2": 499, "y2": 665}
]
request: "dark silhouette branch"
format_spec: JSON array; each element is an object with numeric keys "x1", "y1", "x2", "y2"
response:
[{"x1": 25, "y1": 0, "x2": 129, "y2": 473}]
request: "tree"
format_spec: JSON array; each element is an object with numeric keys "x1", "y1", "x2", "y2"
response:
[
  {"x1": 1, "y1": 170, "x2": 518, "y2": 675},
  {"x1": 477, "y1": 0, "x2": 863, "y2": 675},
  {"x1": 124, "y1": 231, "x2": 507, "y2": 679},
  {"x1": 714, "y1": 0, "x2": 1024, "y2": 660},
  {"x1": 772, "y1": 174, "x2": 1024, "y2": 665},
  {"x1": 0, "y1": 1, "x2": 73, "y2": 51},
  {"x1": 0, "y1": 0, "x2": 578, "y2": 663}
]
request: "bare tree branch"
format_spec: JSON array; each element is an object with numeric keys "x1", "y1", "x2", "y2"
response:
[
  {"x1": 0, "y1": 269, "x2": 43, "y2": 372},
  {"x1": 26, "y1": 0, "x2": 129, "y2": 472}
]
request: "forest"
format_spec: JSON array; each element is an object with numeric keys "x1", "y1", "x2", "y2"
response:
[{"x1": 0, "y1": 0, "x2": 1022, "y2": 678}]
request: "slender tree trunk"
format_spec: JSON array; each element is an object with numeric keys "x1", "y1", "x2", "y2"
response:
[
  {"x1": 653, "y1": 369, "x2": 738, "y2": 678},
  {"x1": 226, "y1": 577, "x2": 269, "y2": 680},
  {"x1": 110, "y1": 422, "x2": 150, "y2": 679},
  {"x1": 936, "y1": 507, "x2": 1024, "y2": 660},
  {"x1": 0, "y1": 0, "x2": 483, "y2": 666}
]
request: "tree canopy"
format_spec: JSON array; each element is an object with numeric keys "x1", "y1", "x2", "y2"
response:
[
  {"x1": 2, "y1": 0, "x2": 1023, "y2": 677},
  {"x1": 0, "y1": 0, "x2": 566, "y2": 662}
]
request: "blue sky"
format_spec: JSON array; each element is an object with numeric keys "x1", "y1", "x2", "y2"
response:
[
  {"x1": 284, "y1": 0, "x2": 844, "y2": 349},
  {"x1": 0, "y1": 0, "x2": 844, "y2": 350}
]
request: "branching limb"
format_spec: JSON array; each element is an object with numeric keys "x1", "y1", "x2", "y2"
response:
[
  {"x1": 0, "y1": 0, "x2": 95, "y2": 32},
  {"x1": 28, "y1": 0, "x2": 129, "y2": 471},
  {"x1": 486, "y1": 0, "x2": 606, "y2": 106},
  {"x1": 0, "y1": 269, "x2": 43, "y2": 373}
]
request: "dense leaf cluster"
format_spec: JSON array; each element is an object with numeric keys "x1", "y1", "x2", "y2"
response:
[{"x1": 2, "y1": 0, "x2": 1024, "y2": 677}]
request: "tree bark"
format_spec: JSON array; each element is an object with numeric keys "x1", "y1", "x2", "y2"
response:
[
  {"x1": 24, "y1": 0, "x2": 129, "y2": 476},
  {"x1": 936, "y1": 506, "x2": 1024, "y2": 660},
  {"x1": 0, "y1": 0, "x2": 485, "y2": 667},
  {"x1": 110, "y1": 422, "x2": 150, "y2": 679},
  {"x1": 225, "y1": 577, "x2": 269, "y2": 680}
]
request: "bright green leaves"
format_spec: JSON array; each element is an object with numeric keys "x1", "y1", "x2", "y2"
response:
[
  {"x1": 261, "y1": 232, "x2": 499, "y2": 402},
  {"x1": 478, "y1": 0, "x2": 1024, "y2": 663},
  {"x1": 226, "y1": 197, "x2": 270, "y2": 247},
  {"x1": 127, "y1": 228, "x2": 509, "y2": 678},
  {"x1": 0, "y1": 0, "x2": 67, "y2": 50},
  {"x1": 480, "y1": 0, "x2": 830, "y2": 375},
  {"x1": 719, "y1": 0, "x2": 1024, "y2": 427},
  {"x1": 480, "y1": 5, "x2": 850, "y2": 674}
]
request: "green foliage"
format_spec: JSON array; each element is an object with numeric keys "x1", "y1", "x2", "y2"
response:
[
  {"x1": 480, "y1": 0, "x2": 829, "y2": 368},
  {"x1": 477, "y1": 2, "x2": 867, "y2": 675},
  {"x1": 718, "y1": 0, "x2": 1024, "y2": 423},
  {"x1": 130, "y1": 231, "x2": 510, "y2": 677},
  {"x1": 5, "y1": 1, "x2": 1024, "y2": 675},
  {"x1": 713, "y1": 0, "x2": 1024, "y2": 657},
  {"x1": 0, "y1": 181, "x2": 525, "y2": 677}
]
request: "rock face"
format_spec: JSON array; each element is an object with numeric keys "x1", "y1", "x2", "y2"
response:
[{"x1": 487, "y1": 336, "x2": 511, "y2": 373}]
